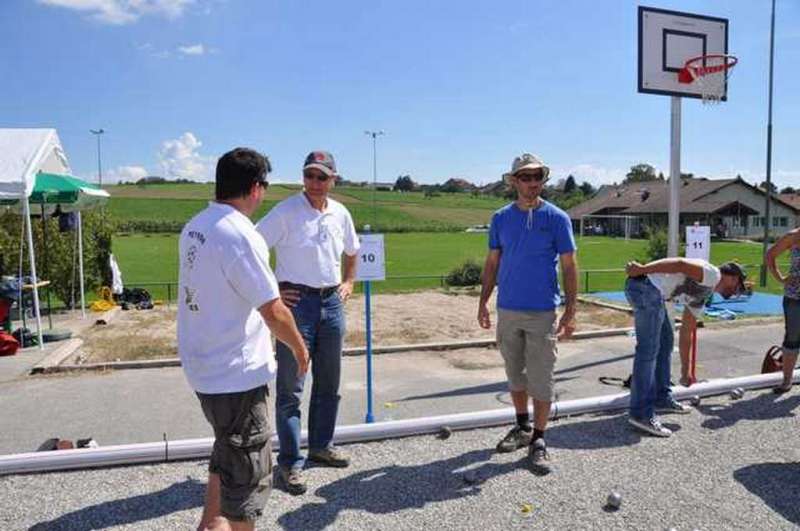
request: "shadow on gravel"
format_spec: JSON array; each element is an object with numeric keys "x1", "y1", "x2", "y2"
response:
[
  {"x1": 277, "y1": 448, "x2": 522, "y2": 530},
  {"x1": 697, "y1": 392, "x2": 800, "y2": 431},
  {"x1": 27, "y1": 477, "x2": 204, "y2": 530},
  {"x1": 734, "y1": 462, "x2": 800, "y2": 525},
  {"x1": 545, "y1": 414, "x2": 641, "y2": 450},
  {"x1": 397, "y1": 376, "x2": 578, "y2": 403}
]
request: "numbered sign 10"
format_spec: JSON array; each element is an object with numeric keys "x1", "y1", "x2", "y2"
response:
[
  {"x1": 356, "y1": 234, "x2": 386, "y2": 281},
  {"x1": 685, "y1": 225, "x2": 710, "y2": 262}
]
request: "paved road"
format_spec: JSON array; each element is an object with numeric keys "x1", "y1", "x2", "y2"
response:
[{"x1": 0, "y1": 320, "x2": 787, "y2": 455}]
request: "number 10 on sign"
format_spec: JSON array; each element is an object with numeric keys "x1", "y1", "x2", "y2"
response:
[{"x1": 356, "y1": 234, "x2": 385, "y2": 281}]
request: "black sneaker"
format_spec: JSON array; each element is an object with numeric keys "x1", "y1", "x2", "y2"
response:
[
  {"x1": 528, "y1": 439, "x2": 551, "y2": 475},
  {"x1": 308, "y1": 447, "x2": 350, "y2": 468},
  {"x1": 496, "y1": 425, "x2": 533, "y2": 453},
  {"x1": 277, "y1": 466, "x2": 306, "y2": 495}
]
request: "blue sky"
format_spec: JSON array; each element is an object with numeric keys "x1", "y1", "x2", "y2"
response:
[{"x1": 1, "y1": 0, "x2": 798, "y2": 188}]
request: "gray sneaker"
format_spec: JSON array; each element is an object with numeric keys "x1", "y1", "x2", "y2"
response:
[
  {"x1": 308, "y1": 447, "x2": 350, "y2": 468},
  {"x1": 655, "y1": 399, "x2": 692, "y2": 415},
  {"x1": 496, "y1": 425, "x2": 533, "y2": 453},
  {"x1": 628, "y1": 416, "x2": 672, "y2": 437},
  {"x1": 528, "y1": 439, "x2": 551, "y2": 475},
  {"x1": 277, "y1": 466, "x2": 306, "y2": 495}
]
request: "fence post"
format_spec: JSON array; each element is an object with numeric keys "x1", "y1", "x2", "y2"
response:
[
  {"x1": 167, "y1": 283, "x2": 172, "y2": 306},
  {"x1": 584, "y1": 271, "x2": 589, "y2": 293}
]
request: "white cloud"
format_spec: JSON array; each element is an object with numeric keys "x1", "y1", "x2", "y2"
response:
[
  {"x1": 158, "y1": 132, "x2": 214, "y2": 181},
  {"x1": 105, "y1": 165, "x2": 149, "y2": 183},
  {"x1": 38, "y1": 0, "x2": 195, "y2": 25},
  {"x1": 178, "y1": 43, "x2": 205, "y2": 56}
]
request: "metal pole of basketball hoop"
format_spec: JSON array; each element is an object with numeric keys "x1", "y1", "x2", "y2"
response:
[
  {"x1": 760, "y1": 0, "x2": 776, "y2": 287},
  {"x1": 668, "y1": 96, "x2": 681, "y2": 258}
]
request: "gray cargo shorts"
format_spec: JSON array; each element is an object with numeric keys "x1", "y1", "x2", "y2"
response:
[
  {"x1": 197, "y1": 385, "x2": 272, "y2": 522},
  {"x1": 496, "y1": 309, "x2": 558, "y2": 402}
]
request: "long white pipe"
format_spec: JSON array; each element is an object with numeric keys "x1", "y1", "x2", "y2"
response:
[{"x1": 0, "y1": 370, "x2": 794, "y2": 476}]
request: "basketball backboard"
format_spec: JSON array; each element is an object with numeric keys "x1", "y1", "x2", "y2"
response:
[{"x1": 638, "y1": 6, "x2": 729, "y2": 100}]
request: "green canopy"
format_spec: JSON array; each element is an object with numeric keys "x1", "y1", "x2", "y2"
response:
[{"x1": 1, "y1": 172, "x2": 110, "y2": 214}]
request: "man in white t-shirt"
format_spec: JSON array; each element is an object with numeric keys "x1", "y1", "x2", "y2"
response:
[
  {"x1": 623, "y1": 258, "x2": 747, "y2": 438},
  {"x1": 178, "y1": 147, "x2": 309, "y2": 530},
  {"x1": 256, "y1": 150, "x2": 360, "y2": 495}
]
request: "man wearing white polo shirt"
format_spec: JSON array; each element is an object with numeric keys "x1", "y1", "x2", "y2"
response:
[
  {"x1": 256, "y1": 150, "x2": 359, "y2": 495},
  {"x1": 178, "y1": 147, "x2": 309, "y2": 530}
]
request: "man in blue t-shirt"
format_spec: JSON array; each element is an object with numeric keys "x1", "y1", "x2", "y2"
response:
[{"x1": 477, "y1": 153, "x2": 578, "y2": 474}]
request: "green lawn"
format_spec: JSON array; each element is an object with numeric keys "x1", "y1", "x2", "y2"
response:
[
  {"x1": 105, "y1": 185, "x2": 503, "y2": 233},
  {"x1": 113, "y1": 234, "x2": 788, "y2": 300}
]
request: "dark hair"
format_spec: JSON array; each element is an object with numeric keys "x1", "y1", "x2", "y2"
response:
[{"x1": 215, "y1": 147, "x2": 271, "y2": 200}]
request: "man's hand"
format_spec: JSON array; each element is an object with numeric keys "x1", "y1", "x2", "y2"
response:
[
  {"x1": 477, "y1": 303, "x2": 492, "y2": 329},
  {"x1": 294, "y1": 346, "x2": 310, "y2": 377},
  {"x1": 556, "y1": 305, "x2": 576, "y2": 340},
  {"x1": 279, "y1": 287, "x2": 301, "y2": 307},
  {"x1": 625, "y1": 261, "x2": 646, "y2": 277},
  {"x1": 337, "y1": 280, "x2": 354, "y2": 303}
]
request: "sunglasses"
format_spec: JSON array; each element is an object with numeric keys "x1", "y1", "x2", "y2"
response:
[
  {"x1": 515, "y1": 172, "x2": 546, "y2": 183},
  {"x1": 304, "y1": 172, "x2": 333, "y2": 182}
]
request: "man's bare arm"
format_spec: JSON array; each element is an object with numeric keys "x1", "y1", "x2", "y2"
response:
[
  {"x1": 478, "y1": 249, "x2": 501, "y2": 329},
  {"x1": 678, "y1": 307, "x2": 697, "y2": 385},
  {"x1": 259, "y1": 298, "x2": 309, "y2": 375},
  {"x1": 626, "y1": 258, "x2": 704, "y2": 282},
  {"x1": 556, "y1": 252, "x2": 578, "y2": 339},
  {"x1": 338, "y1": 253, "x2": 358, "y2": 302}
]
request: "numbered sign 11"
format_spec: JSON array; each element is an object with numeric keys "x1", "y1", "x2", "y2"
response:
[
  {"x1": 356, "y1": 234, "x2": 386, "y2": 281},
  {"x1": 685, "y1": 225, "x2": 710, "y2": 262}
]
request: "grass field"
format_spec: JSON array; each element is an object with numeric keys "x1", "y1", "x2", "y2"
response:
[
  {"x1": 113, "y1": 234, "x2": 789, "y2": 300},
  {"x1": 106, "y1": 184, "x2": 505, "y2": 233}
]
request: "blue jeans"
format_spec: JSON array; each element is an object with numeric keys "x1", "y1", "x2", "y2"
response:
[
  {"x1": 275, "y1": 289, "x2": 345, "y2": 470},
  {"x1": 625, "y1": 277, "x2": 675, "y2": 420}
]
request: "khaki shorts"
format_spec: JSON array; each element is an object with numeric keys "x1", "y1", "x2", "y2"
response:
[
  {"x1": 197, "y1": 385, "x2": 272, "y2": 522},
  {"x1": 496, "y1": 309, "x2": 558, "y2": 402}
]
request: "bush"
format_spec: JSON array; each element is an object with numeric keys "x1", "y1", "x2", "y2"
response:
[
  {"x1": 445, "y1": 259, "x2": 483, "y2": 287},
  {"x1": 0, "y1": 210, "x2": 114, "y2": 308},
  {"x1": 642, "y1": 227, "x2": 685, "y2": 262}
]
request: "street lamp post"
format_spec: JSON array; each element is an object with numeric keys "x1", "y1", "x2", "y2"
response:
[
  {"x1": 760, "y1": 0, "x2": 776, "y2": 287},
  {"x1": 364, "y1": 130, "x2": 384, "y2": 228},
  {"x1": 90, "y1": 129, "x2": 105, "y2": 187}
]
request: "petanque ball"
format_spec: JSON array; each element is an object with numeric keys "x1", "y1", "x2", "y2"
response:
[
  {"x1": 437, "y1": 426, "x2": 452, "y2": 440},
  {"x1": 606, "y1": 491, "x2": 622, "y2": 510}
]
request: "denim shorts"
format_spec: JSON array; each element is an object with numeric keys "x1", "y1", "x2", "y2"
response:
[
  {"x1": 783, "y1": 297, "x2": 800, "y2": 355},
  {"x1": 197, "y1": 385, "x2": 272, "y2": 522}
]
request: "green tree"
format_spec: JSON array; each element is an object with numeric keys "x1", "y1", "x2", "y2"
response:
[
  {"x1": 624, "y1": 163, "x2": 658, "y2": 184},
  {"x1": 780, "y1": 186, "x2": 796, "y2": 194},
  {"x1": 579, "y1": 181, "x2": 595, "y2": 196},
  {"x1": 393, "y1": 175, "x2": 416, "y2": 192},
  {"x1": 0, "y1": 210, "x2": 114, "y2": 307},
  {"x1": 760, "y1": 180, "x2": 778, "y2": 194},
  {"x1": 563, "y1": 175, "x2": 577, "y2": 194}
]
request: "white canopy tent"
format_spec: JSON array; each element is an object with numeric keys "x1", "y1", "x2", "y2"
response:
[{"x1": 0, "y1": 128, "x2": 73, "y2": 348}]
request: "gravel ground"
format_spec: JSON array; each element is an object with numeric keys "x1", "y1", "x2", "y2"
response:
[{"x1": 2, "y1": 389, "x2": 800, "y2": 530}]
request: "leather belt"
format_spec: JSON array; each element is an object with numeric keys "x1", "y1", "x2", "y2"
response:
[{"x1": 279, "y1": 282, "x2": 339, "y2": 298}]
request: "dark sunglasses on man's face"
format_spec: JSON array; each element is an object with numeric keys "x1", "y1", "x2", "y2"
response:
[
  {"x1": 304, "y1": 172, "x2": 332, "y2": 182},
  {"x1": 516, "y1": 172, "x2": 546, "y2": 183}
]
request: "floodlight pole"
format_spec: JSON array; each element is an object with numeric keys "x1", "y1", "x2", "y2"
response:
[
  {"x1": 668, "y1": 96, "x2": 682, "y2": 257},
  {"x1": 760, "y1": 0, "x2": 776, "y2": 287},
  {"x1": 364, "y1": 130, "x2": 384, "y2": 228},
  {"x1": 90, "y1": 129, "x2": 105, "y2": 187}
]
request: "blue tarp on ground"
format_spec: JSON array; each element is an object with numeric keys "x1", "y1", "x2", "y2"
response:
[{"x1": 591, "y1": 291, "x2": 784, "y2": 317}]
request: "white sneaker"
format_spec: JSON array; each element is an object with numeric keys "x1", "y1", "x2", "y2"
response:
[
  {"x1": 655, "y1": 399, "x2": 692, "y2": 415},
  {"x1": 628, "y1": 416, "x2": 672, "y2": 437}
]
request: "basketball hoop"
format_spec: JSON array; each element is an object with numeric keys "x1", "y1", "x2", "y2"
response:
[{"x1": 678, "y1": 54, "x2": 738, "y2": 104}]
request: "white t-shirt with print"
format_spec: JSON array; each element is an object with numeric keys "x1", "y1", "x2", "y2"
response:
[
  {"x1": 177, "y1": 202, "x2": 280, "y2": 394},
  {"x1": 648, "y1": 259, "x2": 721, "y2": 318},
  {"x1": 256, "y1": 193, "x2": 360, "y2": 288}
]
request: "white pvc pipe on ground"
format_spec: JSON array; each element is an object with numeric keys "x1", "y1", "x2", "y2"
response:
[{"x1": 0, "y1": 370, "x2": 794, "y2": 476}]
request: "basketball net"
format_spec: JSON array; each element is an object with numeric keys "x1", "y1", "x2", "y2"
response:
[{"x1": 678, "y1": 55, "x2": 738, "y2": 105}]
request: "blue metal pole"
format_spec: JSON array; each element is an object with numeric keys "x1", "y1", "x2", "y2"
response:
[{"x1": 364, "y1": 279, "x2": 374, "y2": 423}]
